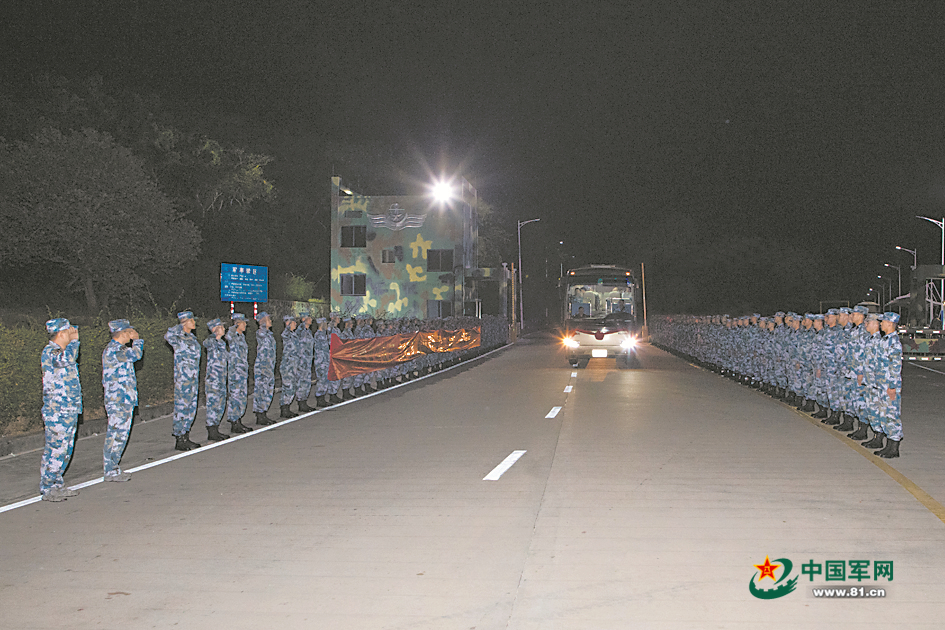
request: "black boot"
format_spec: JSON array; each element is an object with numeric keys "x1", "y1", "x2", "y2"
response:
[
  {"x1": 280, "y1": 404, "x2": 297, "y2": 418},
  {"x1": 342, "y1": 388, "x2": 356, "y2": 400},
  {"x1": 230, "y1": 420, "x2": 253, "y2": 434},
  {"x1": 297, "y1": 399, "x2": 314, "y2": 412},
  {"x1": 207, "y1": 424, "x2": 230, "y2": 441},
  {"x1": 316, "y1": 395, "x2": 331, "y2": 408},
  {"x1": 330, "y1": 393, "x2": 344, "y2": 404},
  {"x1": 812, "y1": 405, "x2": 829, "y2": 419},
  {"x1": 801, "y1": 399, "x2": 815, "y2": 413},
  {"x1": 175, "y1": 432, "x2": 201, "y2": 451},
  {"x1": 862, "y1": 432, "x2": 885, "y2": 449},
  {"x1": 255, "y1": 411, "x2": 275, "y2": 426},
  {"x1": 823, "y1": 410, "x2": 841, "y2": 425},
  {"x1": 834, "y1": 413, "x2": 855, "y2": 431},
  {"x1": 847, "y1": 420, "x2": 868, "y2": 440},
  {"x1": 875, "y1": 438, "x2": 900, "y2": 458}
]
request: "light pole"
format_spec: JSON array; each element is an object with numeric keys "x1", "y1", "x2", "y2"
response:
[
  {"x1": 896, "y1": 245, "x2": 917, "y2": 269},
  {"x1": 517, "y1": 218, "x2": 540, "y2": 329},
  {"x1": 884, "y1": 264, "x2": 901, "y2": 298},
  {"x1": 917, "y1": 216, "x2": 945, "y2": 325}
]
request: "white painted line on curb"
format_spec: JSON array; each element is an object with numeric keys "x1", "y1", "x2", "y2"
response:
[
  {"x1": 483, "y1": 450, "x2": 526, "y2": 481},
  {"x1": 546, "y1": 406, "x2": 562, "y2": 418},
  {"x1": 0, "y1": 343, "x2": 515, "y2": 515},
  {"x1": 571, "y1": 371, "x2": 578, "y2": 377},
  {"x1": 564, "y1": 385, "x2": 573, "y2": 393}
]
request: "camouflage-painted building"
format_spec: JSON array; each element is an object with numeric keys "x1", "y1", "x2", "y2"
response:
[{"x1": 331, "y1": 176, "x2": 502, "y2": 318}]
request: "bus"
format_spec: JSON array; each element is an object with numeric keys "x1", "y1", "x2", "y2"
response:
[{"x1": 560, "y1": 264, "x2": 643, "y2": 367}]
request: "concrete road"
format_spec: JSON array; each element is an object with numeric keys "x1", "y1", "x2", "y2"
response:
[{"x1": 1, "y1": 337, "x2": 944, "y2": 628}]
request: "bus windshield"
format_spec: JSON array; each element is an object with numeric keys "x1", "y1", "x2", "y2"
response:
[{"x1": 567, "y1": 278, "x2": 635, "y2": 319}]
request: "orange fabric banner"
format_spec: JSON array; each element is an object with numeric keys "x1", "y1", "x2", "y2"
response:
[{"x1": 328, "y1": 327, "x2": 481, "y2": 380}]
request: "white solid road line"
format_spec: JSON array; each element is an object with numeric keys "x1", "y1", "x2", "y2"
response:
[
  {"x1": 907, "y1": 362, "x2": 945, "y2": 376},
  {"x1": 0, "y1": 343, "x2": 513, "y2": 515},
  {"x1": 545, "y1": 406, "x2": 562, "y2": 418},
  {"x1": 483, "y1": 450, "x2": 527, "y2": 481}
]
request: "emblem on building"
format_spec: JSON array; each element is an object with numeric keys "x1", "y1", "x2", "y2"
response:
[{"x1": 370, "y1": 203, "x2": 426, "y2": 231}]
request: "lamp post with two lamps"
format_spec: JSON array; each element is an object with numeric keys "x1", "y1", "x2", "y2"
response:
[{"x1": 884, "y1": 263, "x2": 901, "y2": 314}]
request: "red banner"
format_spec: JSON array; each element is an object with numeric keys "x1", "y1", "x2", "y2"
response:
[{"x1": 328, "y1": 327, "x2": 481, "y2": 380}]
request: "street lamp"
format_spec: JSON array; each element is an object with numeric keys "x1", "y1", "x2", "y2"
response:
[
  {"x1": 895, "y1": 245, "x2": 917, "y2": 269},
  {"x1": 916, "y1": 216, "x2": 945, "y2": 325},
  {"x1": 877, "y1": 275, "x2": 888, "y2": 308},
  {"x1": 884, "y1": 264, "x2": 901, "y2": 298},
  {"x1": 517, "y1": 218, "x2": 540, "y2": 329}
]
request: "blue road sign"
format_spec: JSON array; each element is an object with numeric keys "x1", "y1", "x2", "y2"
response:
[{"x1": 221, "y1": 263, "x2": 268, "y2": 302}]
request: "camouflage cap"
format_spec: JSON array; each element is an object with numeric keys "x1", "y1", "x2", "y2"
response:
[
  {"x1": 177, "y1": 311, "x2": 195, "y2": 321},
  {"x1": 283, "y1": 314, "x2": 297, "y2": 323},
  {"x1": 298, "y1": 309, "x2": 311, "y2": 318},
  {"x1": 316, "y1": 317, "x2": 327, "y2": 324},
  {"x1": 329, "y1": 312, "x2": 340, "y2": 318},
  {"x1": 207, "y1": 318, "x2": 225, "y2": 331},
  {"x1": 343, "y1": 317, "x2": 353, "y2": 323},
  {"x1": 774, "y1": 311, "x2": 786, "y2": 317},
  {"x1": 883, "y1": 312, "x2": 901, "y2": 324},
  {"x1": 838, "y1": 307, "x2": 852, "y2": 314},
  {"x1": 786, "y1": 312, "x2": 798, "y2": 318},
  {"x1": 231, "y1": 313, "x2": 247, "y2": 322},
  {"x1": 812, "y1": 314, "x2": 824, "y2": 320},
  {"x1": 826, "y1": 308, "x2": 839, "y2": 316},
  {"x1": 45, "y1": 317, "x2": 72, "y2": 334},
  {"x1": 255, "y1": 311, "x2": 269, "y2": 321},
  {"x1": 853, "y1": 305, "x2": 869, "y2": 315},
  {"x1": 108, "y1": 319, "x2": 132, "y2": 334},
  {"x1": 867, "y1": 313, "x2": 882, "y2": 321},
  {"x1": 752, "y1": 313, "x2": 761, "y2": 318}
]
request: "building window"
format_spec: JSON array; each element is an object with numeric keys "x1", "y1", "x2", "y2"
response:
[
  {"x1": 343, "y1": 210, "x2": 363, "y2": 218},
  {"x1": 340, "y1": 273, "x2": 366, "y2": 296},
  {"x1": 382, "y1": 249, "x2": 396, "y2": 263},
  {"x1": 341, "y1": 225, "x2": 366, "y2": 248},
  {"x1": 428, "y1": 299, "x2": 453, "y2": 318},
  {"x1": 427, "y1": 249, "x2": 454, "y2": 272}
]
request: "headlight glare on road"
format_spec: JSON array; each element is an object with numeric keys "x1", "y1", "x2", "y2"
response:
[
  {"x1": 621, "y1": 336, "x2": 637, "y2": 349},
  {"x1": 562, "y1": 337, "x2": 579, "y2": 348}
]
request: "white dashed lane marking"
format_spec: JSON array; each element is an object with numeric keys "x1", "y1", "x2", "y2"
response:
[
  {"x1": 546, "y1": 406, "x2": 562, "y2": 418},
  {"x1": 483, "y1": 450, "x2": 527, "y2": 481}
]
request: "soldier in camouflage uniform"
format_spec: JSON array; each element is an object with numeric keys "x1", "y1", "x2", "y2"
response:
[
  {"x1": 165, "y1": 311, "x2": 202, "y2": 451},
  {"x1": 102, "y1": 319, "x2": 144, "y2": 482},
  {"x1": 846, "y1": 306, "x2": 872, "y2": 440},
  {"x1": 356, "y1": 315, "x2": 377, "y2": 395},
  {"x1": 252, "y1": 312, "x2": 276, "y2": 426},
  {"x1": 872, "y1": 312, "x2": 903, "y2": 457},
  {"x1": 832, "y1": 307, "x2": 856, "y2": 431},
  {"x1": 295, "y1": 311, "x2": 316, "y2": 412},
  {"x1": 280, "y1": 314, "x2": 300, "y2": 417},
  {"x1": 859, "y1": 313, "x2": 886, "y2": 449},
  {"x1": 339, "y1": 317, "x2": 357, "y2": 398},
  {"x1": 326, "y1": 313, "x2": 343, "y2": 403},
  {"x1": 40, "y1": 318, "x2": 82, "y2": 501},
  {"x1": 226, "y1": 313, "x2": 254, "y2": 434},
  {"x1": 203, "y1": 318, "x2": 230, "y2": 441},
  {"x1": 313, "y1": 317, "x2": 333, "y2": 407}
]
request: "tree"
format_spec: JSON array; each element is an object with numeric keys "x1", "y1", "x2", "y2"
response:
[
  {"x1": 0, "y1": 128, "x2": 201, "y2": 312},
  {"x1": 477, "y1": 199, "x2": 515, "y2": 267}
]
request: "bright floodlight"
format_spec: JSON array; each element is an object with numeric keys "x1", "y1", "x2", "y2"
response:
[{"x1": 432, "y1": 181, "x2": 453, "y2": 203}]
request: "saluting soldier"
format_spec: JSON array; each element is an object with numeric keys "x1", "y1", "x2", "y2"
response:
[
  {"x1": 39, "y1": 318, "x2": 83, "y2": 501},
  {"x1": 225, "y1": 313, "x2": 253, "y2": 434},
  {"x1": 102, "y1": 319, "x2": 144, "y2": 482},
  {"x1": 295, "y1": 311, "x2": 316, "y2": 412},
  {"x1": 203, "y1": 318, "x2": 230, "y2": 441},
  {"x1": 280, "y1": 314, "x2": 300, "y2": 418},
  {"x1": 252, "y1": 312, "x2": 277, "y2": 426},
  {"x1": 165, "y1": 311, "x2": 202, "y2": 451}
]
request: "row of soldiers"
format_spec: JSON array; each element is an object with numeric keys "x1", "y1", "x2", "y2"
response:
[
  {"x1": 39, "y1": 310, "x2": 495, "y2": 500},
  {"x1": 651, "y1": 306, "x2": 904, "y2": 458},
  {"x1": 164, "y1": 310, "x2": 487, "y2": 452}
]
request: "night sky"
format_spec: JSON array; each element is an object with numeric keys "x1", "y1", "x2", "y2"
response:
[{"x1": 5, "y1": 1, "x2": 945, "y2": 314}]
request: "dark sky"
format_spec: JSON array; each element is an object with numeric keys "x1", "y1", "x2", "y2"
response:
[{"x1": 5, "y1": 1, "x2": 945, "y2": 312}]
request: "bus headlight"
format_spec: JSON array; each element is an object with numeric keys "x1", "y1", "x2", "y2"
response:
[
  {"x1": 621, "y1": 336, "x2": 637, "y2": 349},
  {"x1": 562, "y1": 337, "x2": 580, "y2": 348}
]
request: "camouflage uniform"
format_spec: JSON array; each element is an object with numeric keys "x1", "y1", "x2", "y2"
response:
[
  {"x1": 313, "y1": 318, "x2": 332, "y2": 402},
  {"x1": 295, "y1": 315, "x2": 315, "y2": 405},
  {"x1": 102, "y1": 320, "x2": 144, "y2": 478},
  {"x1": 252, "y1": 313, "x2": 276, "y2": 414},
  {"x1": 40, "y1": 318, "x2": 82, "y2": 497},
  {"x1": 165, "y1": 312, "x2": 201, "y2": 437},
  {"x1": 203, "y1": 319, "x2": 229, "y2": 428},
  {"x1": 280, "y1": 316, "x2": 299, "y2": 406},
  {"x1": 339, "y1": 318, "x2": 357, "y2": 394},
  {"x1": 226, "y1": 315, "x2": 249, "y2": 422},
  {"x1": 875, "y1": 313, "x2": 903, "y2": 442}
]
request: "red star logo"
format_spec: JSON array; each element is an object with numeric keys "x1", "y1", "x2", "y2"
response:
[{"x1": 754, "y1": 556, "x2": 781, "y2": 581}]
